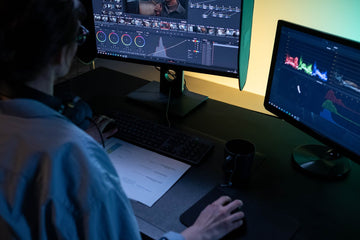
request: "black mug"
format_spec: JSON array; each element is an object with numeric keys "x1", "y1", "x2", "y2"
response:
[{"x1": 223, "y1": 139, "x2": 255, "y2": 185}]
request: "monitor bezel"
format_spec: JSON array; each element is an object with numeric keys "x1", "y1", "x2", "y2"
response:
[
  {"x1": 264, "y1": 20, "x2": 360, "y2": 163},
  {"x1": 90, "y1": 0, "x2": 244, "y2": 80}
]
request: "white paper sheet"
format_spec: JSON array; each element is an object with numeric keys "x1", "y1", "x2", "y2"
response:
[{"x1": 105, "y1": 137, "x2": 191, "y2": 207}]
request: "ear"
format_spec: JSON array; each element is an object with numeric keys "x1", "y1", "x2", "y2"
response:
[{"x1": 53, "y1": 43, "x2": 78, "y2": 78}]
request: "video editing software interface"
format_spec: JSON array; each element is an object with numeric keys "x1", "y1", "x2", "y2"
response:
[
  {"x1": 267, "y1": 24, "x2": 360, "y2": 157},
  {"x1": 92, "y1": 0, "x2": 242, "y2": 75}
]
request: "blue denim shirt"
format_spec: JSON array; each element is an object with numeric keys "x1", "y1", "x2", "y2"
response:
[{"x1": 0, "y1": 99, "x2": 184, "y2": 240}]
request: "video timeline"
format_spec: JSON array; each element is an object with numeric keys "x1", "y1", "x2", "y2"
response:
[
  {"x1": 95, "y1": 0, "x2": 240, "y2": 38},
  {"x1": 94, "y1": 16, "x2": 239, "y2": 38}
]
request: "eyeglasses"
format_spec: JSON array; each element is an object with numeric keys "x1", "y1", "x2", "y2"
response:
[{"x1": 76, "y1": 25, "x2": 89, "y2": 46}]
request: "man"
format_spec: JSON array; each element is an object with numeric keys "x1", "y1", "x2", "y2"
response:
[
  {"x1": 0, "y1": 0, "x2": 244, "y2": 239},
  {"x1": 153, "y1": 0, "x2": 163, "y2": 16},
  {"x1": 161, "y1": 0, "x2": 186, "y2": 19}
]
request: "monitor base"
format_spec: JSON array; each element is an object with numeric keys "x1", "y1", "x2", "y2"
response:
[
  {"x1": 292, "y1": 144, "x2": 351, "y2": 180},
  {"x1": 127, "y1": 81, "x2": 208, "y2": 117}
]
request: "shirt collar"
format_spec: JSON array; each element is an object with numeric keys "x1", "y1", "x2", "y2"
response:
[{"x1": 0, "y1": 98, "x2": 66, "y2": 120}]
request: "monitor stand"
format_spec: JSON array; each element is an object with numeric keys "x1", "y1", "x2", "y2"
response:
[
  {"x1": 127, "y1": 67, "x2": 208, "y2": 117},
  {"x1": 292, "y1": 144, "x2": 351, "y2": 179}
]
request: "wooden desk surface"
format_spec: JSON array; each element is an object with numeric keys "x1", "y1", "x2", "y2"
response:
[{"x1": 58, "y1": 67, "x2": 360, "y2": 240}]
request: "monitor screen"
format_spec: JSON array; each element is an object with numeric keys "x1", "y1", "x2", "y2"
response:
[
  {"x1": 92, "y1": 0, "x2": 242, "y2": 77},
  {"x1": 88, "y1": 0, "x2": 253, "y2": 116},
  {"x1": 264, "y1": 21, "x2": 360, "y2": 175}
]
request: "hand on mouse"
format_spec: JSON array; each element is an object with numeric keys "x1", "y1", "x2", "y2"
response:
[
  {"x1": 85, "y1": 115, "x2": 118, "y2": 144},
  {"x1": 181, "y1": 196, "x2": 244, "y2": 240}
]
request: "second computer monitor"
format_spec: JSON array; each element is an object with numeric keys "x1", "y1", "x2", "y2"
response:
[{"x1": 264, "y1": 20, "x2": 360, "y2": 178}]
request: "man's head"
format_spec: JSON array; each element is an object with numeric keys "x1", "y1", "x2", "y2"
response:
[
  {"x1": 154, "y1": 1, "x2": 162, "y2": 16},
  {"x1": 0, "y1": 0, "x2": 85, "y2": 87}
]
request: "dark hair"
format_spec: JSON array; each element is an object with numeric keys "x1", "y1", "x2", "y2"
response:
[{"x1": 0, "y1": 0, "x2": 84, "y2": 85}]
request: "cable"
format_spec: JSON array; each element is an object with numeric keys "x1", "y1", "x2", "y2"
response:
[
  {"x1": 165, "y1": 86, "x2": 172, "y2": 128},
  {"x1": 86, "y1": 117, "x2": 105, "y2": 148},
  {"x1": 75, "y1": 56, "x2": 96, "y2": 67}
]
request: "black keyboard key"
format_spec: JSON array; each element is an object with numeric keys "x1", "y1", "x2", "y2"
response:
[{"x1": 108, "y1": 111, "x2": 213, "y2": 165}]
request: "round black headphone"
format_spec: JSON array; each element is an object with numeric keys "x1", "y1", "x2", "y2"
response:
[
  {"x1": 55, "y1": 93, "x2": 93, "y2": 130},
  {"x1": 1, "y1": 84, "x2": 92, "y2": 130}
]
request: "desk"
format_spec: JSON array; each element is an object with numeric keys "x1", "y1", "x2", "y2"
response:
[{"x1": 57, "y1": 67, "x2": 360, "y2": 240}]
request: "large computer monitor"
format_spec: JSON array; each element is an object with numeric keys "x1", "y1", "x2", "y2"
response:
[
  {"x1": 264, "y1": 20, "x2": 360, "y2": 179},
  {"x1": 87, "y1": 0, "x2": 254, "y2": 116}
]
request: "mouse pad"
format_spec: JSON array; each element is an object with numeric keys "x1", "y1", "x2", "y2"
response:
[{"x1": 180, "y1": 185, "x2": 299, "y2": 240}]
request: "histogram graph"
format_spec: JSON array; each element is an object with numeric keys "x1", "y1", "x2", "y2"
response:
[
  {"x1": 144, "y1": 36, "x2": 206, "y2": 64},
  {"x1": 149, "y1": 37, "x2": 189, "y2": 59},
  {"x1": 285, "y1": 54, "x2": 328, "y2": 81},
  {"x1": 279, "y1": 45, "x2": 360, "y2": 134},
  {"x1": 320, "y1": 89, "x2": 360, "y2": 131},
  {"x1": 282, "y1": 33, "x2": 360, "y2": 98}
]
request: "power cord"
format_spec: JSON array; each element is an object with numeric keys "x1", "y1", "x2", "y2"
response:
[
  {"x1": 165, "y1": 86, "x2": 172, "y2": 128},
  {"x1": 86, "y1": 117, "x2": 105, "y2": 148}
]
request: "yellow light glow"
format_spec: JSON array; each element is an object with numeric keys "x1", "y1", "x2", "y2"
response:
[{"x1": 188, "y1": 0, "x2": 360, "y2": 97}]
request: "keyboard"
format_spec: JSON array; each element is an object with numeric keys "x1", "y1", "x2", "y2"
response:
[{"x1": 108, "y1": 111, "x2": 214, "y2": 165}]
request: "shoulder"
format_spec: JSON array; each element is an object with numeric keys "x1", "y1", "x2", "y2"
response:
[
  {"x1": 0, "y1": 99, "x2": 142, "y2": 239},
  {"x1": 177, "y1": 1, "x2": 186, "y2": 12},
  {"x1": 0, "y1": 102, "x2": 120, "y2": 203}
]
